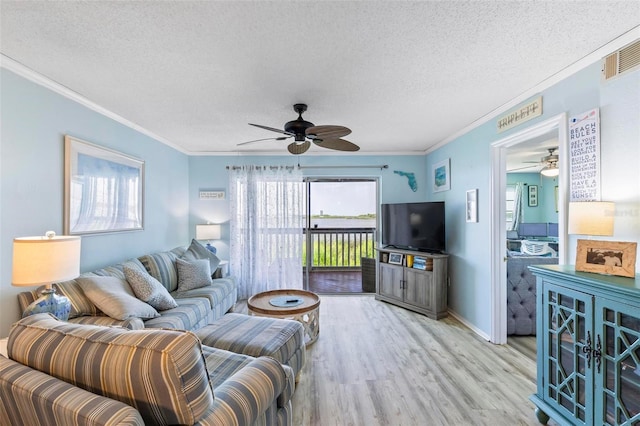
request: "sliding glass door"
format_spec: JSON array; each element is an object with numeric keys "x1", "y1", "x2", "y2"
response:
[{"x1": 304, "y1": 179, "x2": 377, "y2": 294}]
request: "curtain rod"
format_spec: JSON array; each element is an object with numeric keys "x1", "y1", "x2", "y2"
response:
[
  {"x1": 298, "y1": 165, "x2": 388, "y2": 170},
  {"x1": 226, "y1": 164, "x2": 389, "y2": 170},
  {"x1": 226, "y1": 165, "x2": 296, "y2": 170}
]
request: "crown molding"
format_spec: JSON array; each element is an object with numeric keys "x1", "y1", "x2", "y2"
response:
[
  {"x1": 1, "y1": 54, "x2": 189, "y2": 154},
  {"x1": 426, "y1": 26, "x2": 640, "y2": 155}
]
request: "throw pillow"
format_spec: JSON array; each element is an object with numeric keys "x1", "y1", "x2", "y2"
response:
[
  {"x1": 77, "y1": 276, "x2": 160, "y2": 320},
  {"x1": 124, "y1": 266, "x2": 178, "y2": 311},
  {"x1": 176, "y1": 258, "x2": 212, "y2": 292},
  {"x1": 181, "y1": 239, "x2": 221, "y2": 274}
]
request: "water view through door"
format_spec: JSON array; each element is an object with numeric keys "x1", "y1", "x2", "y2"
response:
[{"x1": 305, "y1": 179, "x2": 377, "y2": 294}]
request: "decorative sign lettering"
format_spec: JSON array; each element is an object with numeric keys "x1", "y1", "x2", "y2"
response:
[
  {"x1": 199, "y1": 190, "x2": 226, "y2": 200},
  {"x1": 497, "y1": 96, "x2": 543, "y2": 133},
  {"x1": 569, "y1": 109, "x2": 600, "y2": 202}
]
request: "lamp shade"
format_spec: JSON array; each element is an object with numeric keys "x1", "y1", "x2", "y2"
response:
[
  {"x1": 568, "y1": 202, "x2": 615, "y2": 236},
  {"x1": 12, "y1": 234, "x2": 81, "y2": 287},
  {"x1": 196, "y1": 224, "x2": 221, "y2": 241}
]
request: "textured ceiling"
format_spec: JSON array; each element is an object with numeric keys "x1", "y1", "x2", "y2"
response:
[{"x1": 1, "y1": 1, "x2": 639, "y2": 156}]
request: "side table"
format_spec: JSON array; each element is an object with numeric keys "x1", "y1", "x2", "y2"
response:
[
  {"x1": 213, "y1": 260, "x2": 229, "y2": 279},
  {"x1": 247, "y1": 289, "x2": 320, "y2": 346}
]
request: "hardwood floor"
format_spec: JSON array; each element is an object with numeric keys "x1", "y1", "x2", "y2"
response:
[
  {"x1": 507, "y1": 335, "x2": 537, "y2": 363},
  {"x1": 237, "y1": 295, "x2": 543, "y2": 425},
  {"x1": 307, "y1": 270, "x2": 371, "y2": 294}
]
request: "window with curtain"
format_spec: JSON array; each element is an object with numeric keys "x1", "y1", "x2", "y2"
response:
[
  {"x1": 508, "y1": 182, "x2": 524, "y2": 232},
  {"x1": 228, "y1": 165, "x2": 304, "y2": 299}
]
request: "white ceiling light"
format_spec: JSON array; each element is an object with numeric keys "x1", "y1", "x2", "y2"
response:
[{"x1": 540, "y1": 165, "x2": 559, "y2": 177}]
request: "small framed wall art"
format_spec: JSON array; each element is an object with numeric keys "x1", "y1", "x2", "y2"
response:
[
  {"x1": 432, "y1": 158, "x2": 451, "y2": 193},
  {"x1": 466, "y1": 189, "x2": 478, "y2": 223},
  {"x1": 528, "y1": 185, "x2": 538, "y2": 207}
]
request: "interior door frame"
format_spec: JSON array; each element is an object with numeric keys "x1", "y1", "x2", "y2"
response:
[{"x1": 489, "y1": 113, "x2": 568, "y2": 344}]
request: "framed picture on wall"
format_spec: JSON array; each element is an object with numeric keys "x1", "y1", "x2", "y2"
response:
[
  {"x1": 432, "y1": 158, "x2": 451, "y2": 192},
  {"x1": 528, "y1": 185, "x2": 538, "y2": 207},
  {"x1": 466, "y1": 189, "x2": 478, "y2": 223},
  {"x1": 64, "y1": 136, "x2": 145, "y2": 235}
]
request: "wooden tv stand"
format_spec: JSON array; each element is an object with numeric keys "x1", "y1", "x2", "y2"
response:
[{"x1": 375, "y1": 247, "x2": 449, "y2": 319}]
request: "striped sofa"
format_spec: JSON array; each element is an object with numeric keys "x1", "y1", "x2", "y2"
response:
[
  {"x1": 17, "y1": 245, "x2": 238, "y2": 332},
  {"x1": 0, "y1": 314, "x2": 294, "y2": 425},
  {"x1": 16, "y1": 245, "x2": 306, "y2": 377}
]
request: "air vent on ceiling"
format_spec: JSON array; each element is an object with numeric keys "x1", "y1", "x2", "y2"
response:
[{"x1": 602, "y1": 39, "x2": 640, "y2": 81}]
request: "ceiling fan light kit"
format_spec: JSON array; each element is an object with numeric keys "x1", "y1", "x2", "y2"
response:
[
  {"x1": 241, "y1": 104, "x2": 360, "y2": 155},
  {"x1": 540, "y1": 165, "x2": 560, "y2": 177}
]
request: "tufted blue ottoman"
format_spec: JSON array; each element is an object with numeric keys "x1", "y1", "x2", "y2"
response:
[{"x1": 195, "y1": 313, "x2": 306, "y2": 380}]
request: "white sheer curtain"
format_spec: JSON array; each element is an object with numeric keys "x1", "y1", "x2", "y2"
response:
[
  {"x1": 228, "y1": 165, "x2": 304, "y2": 299},
  {"x1": 509, "y1": 182, "x2": 525, "y2": 232}
]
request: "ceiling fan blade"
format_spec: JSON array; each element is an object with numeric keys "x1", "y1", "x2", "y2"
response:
[
  {"x1": 248, "y1": 123, "x2": 292, "y2": 135},
  {"x1": 306, "y1": 125, "x2": 351, "y2": 140},
  {"x1": 313, "y1": 138, "x2": 360, "y2": 152},
  {"x1": 237, "y1": 136, "x2": 290, "y2": 146},
  {"x1": 287, "y1": 141, "x2": 311, "y2": 155}
]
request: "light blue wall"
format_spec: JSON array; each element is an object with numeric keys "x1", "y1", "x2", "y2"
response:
[
  {"x1": 188, "y1": 154, "x2": 429, "y2": 262},
  {"x1": 507, "y1": 172, "x2": 559, "y2": 224},
  {"x1": 0, "y1": 69, "x2": 190, "y2": 336},
  {"x1": 426, "y1": 62, "x2": 640, "y2": 336},
  {"x1": 2, "y1": 57, "x2": 638, "y2": 340}
]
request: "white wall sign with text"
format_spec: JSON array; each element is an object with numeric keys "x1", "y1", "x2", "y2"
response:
[
  {"x1": 569, "y1": 108, "x2": 601, "y2": 202},
  {"x1": 497, "y1": 96, "x2": 543, "y2": 133}
]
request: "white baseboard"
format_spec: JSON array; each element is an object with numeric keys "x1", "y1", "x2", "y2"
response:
[{"x1": 448, "y1": 309, "x2": 492, "y2": 342}]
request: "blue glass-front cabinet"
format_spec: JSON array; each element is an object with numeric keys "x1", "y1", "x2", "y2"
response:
[{"x1": 530, "y1": 265, "x2": 640, "y2": 426}]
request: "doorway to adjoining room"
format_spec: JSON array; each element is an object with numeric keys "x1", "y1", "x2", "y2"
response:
[{"x1": 304, "y1": 179, "x2": 378, "y2": 294}]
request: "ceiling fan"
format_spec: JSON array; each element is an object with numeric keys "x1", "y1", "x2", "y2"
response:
[
  {"x1": 238, "y1": 104, "x2": 360, "y2": 155},
  {"x1": 509, "y1": 148, "x2": 559, "y2": 176}
]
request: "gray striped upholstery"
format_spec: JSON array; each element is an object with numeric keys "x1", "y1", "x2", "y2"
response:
[
  {"x1": 8, "y1": 314, "x2": 215, "y2": 425},
  {"x1": 17, "y1": 259, "x2": 149, "y2": 320},
  {"x1": 198, "y1": 352, "x2": 292, "y2": 426},
  {"x1": 0, "y1": 355, "x2": 145, "y2": 426},
  {"x1": 195, "y1": 313, "x2": 306, "y2": 379},
  {"x1": 18, "y1": 279, "x2": 103, "y2": 319},
  {"x1": 144, "y1": 296, "x2": 211, "y2": 330},
  {"x1": 173, "y1": 276, "x2": 238, "y2": 322},
  {"x1": 138, "y1": 250, "x2": 181, "y2": 292},
  {"x1": 3, "y1": 315, "x2": 294, "y2": 426},
  {"x1": 68, "y1": 315, "x2": 145, "y2": 330},
  {"x1": 90, "y1": 258, "x2": 148, "y2": 280}
]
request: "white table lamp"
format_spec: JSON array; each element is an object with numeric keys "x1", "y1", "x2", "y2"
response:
[
  {"x1": 196, "y1": 224, "x2": 221, "y2": 254},
  {"x1": 12, "y1": 231, "x2": 81, "y2": 320},
  {"x1": 568, "y1": 201, "x2": 615, "y2": 236}
]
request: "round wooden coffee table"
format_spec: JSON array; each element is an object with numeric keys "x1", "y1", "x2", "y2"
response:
[{"x1": 247, "y1": 289, "x2": 320, "y2": 346}]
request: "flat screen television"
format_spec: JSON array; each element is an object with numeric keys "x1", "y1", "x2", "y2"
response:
[{"x1": 381, "y1": 202, "x2": 446, "y2": 253}]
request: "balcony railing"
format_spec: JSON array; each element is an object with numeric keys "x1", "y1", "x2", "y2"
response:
[{"x1": 306, "y1": 227, "x2": 375, "y2": 269}]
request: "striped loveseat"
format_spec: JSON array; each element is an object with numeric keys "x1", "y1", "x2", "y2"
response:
[{"x1": 0, "y1": 314, "x2": 295, "y2": 425}]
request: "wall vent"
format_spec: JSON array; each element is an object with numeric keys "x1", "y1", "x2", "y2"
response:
[{"x1": 602, "y1": 39, "x2": 640, "y2": 81}]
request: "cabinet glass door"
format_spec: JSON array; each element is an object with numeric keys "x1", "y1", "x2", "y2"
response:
[
  {"x1": 595, "y1": 298, "x2": 640, "y2": 426},
  {"x1": 543, "y1": 282, "x2": 594, "y2": 424}
]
